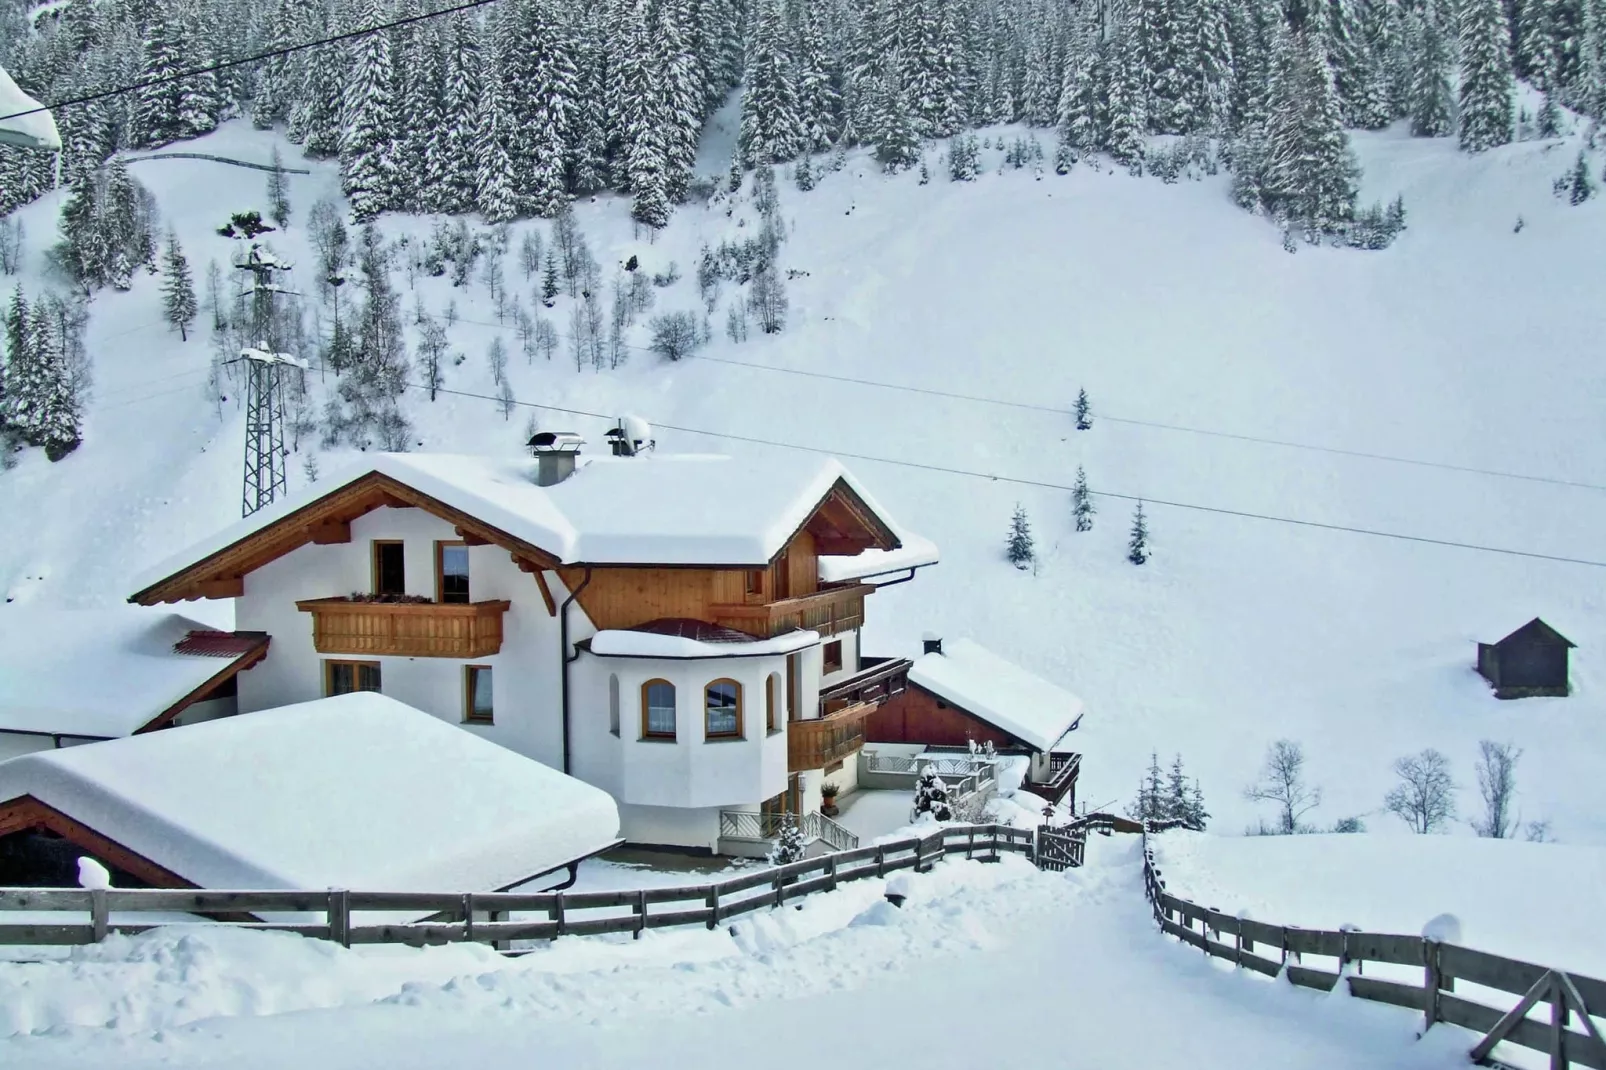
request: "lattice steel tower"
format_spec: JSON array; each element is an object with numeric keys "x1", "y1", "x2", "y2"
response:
[{"x1": 231, "y1": 242, "x2": 303, "y2": 517}]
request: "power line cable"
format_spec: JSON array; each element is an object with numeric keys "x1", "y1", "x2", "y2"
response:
[
  {"x1": 0, "y1": 0, "x2": 506, "y2": 125},
  {"x1": 409, "y1": 380, "x2": 1606, "y2": 569}
]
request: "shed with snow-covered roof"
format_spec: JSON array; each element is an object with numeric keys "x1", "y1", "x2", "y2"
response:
[
  {"x1": 0, "y1": 606, "x2": 268, "y2": 761},
  {"x1": 0, "y1": 693, "x2": 620, "y2": 894},
  {"x1": 865, "y1": 637, "x2": 1084, "y2": 806}
]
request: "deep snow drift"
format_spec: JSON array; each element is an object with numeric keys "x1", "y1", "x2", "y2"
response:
[{"x1": 3, "y1": 115, "x2": 1606, "y2": 844}]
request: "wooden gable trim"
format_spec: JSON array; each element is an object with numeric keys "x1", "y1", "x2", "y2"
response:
[
  {"x1": 133, "y1": 636, "x2": 271, "y2": 734},
  {"x1": 769, "y1": 478, "x2": 902, "y2": 567},
  {"x1": 130, "y1": 472, "x2": 564, "y2": 605},
  {"x1": 0, "y1": 795, "x2": 198, "y2": 891},
  {"x1": 905, "y1": 679, "x2": 1037, "y2": 752}
]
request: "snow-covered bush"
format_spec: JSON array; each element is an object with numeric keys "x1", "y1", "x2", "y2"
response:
[
  {"x1": 914, "y1": 770, "x2": 955, "y2": 822},
  {"x1": 769, "y1": 813, "x2": 807, "y2": 865}
]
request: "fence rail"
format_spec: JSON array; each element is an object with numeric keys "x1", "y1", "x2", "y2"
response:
[
  {"x1": 0, "y1": 825, "x2": 1034, "y2": 952},
  {"x1": 1139, "y1": 829, "x2": 1606, "y2": 1070}
]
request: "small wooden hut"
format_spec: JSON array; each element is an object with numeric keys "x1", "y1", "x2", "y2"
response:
[{"x1": 1476, "y1": 618, "x2": 1574, "y2": 699}]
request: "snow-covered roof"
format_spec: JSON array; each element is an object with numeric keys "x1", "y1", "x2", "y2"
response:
[
  {"x1": 0, "y1": 693, "x2": 620, "y2": 893},
  {"x1": 908, "y1": 639, "x2": 1085, "y2": 753},
  {"x1": 0, "y1": 606, "x2": 265, "y2": 739},
  {"x1": 818, "y1": 534, "x2": 941, "y2": 583},
  {"x1": 0, "y1": 64, "x2": 61, "y2": 151},
  {"x1": 133, "y1": 451, "x2": 932, "y2": 597},
  {"x1": 588, "y1": 620, "x2": 819, "y2": 659}
]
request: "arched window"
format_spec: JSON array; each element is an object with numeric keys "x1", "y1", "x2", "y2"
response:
[
  {"x1": 608, "y1": 674, "x2": 621, "y2": 736},
  {"x1": 705, "y1": 679, "x2": 743, "y2": 740},
  {"x1": 642, "y1": 679, "x2": 676, "y2": 740},
  {"x1": 766, "y1": 673, "x2": 782, "y2": 734}
]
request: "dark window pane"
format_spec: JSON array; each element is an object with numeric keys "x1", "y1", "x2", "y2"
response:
[
  {"x1": 705, "y1": 681, "x2": 739, "y2": 737},
  {"x1": 375, "y1": 543, "x2": 406, "y2": 596},
  {"x1": 329, "y1": 662, "x2": 353, "y2": 695},
  {"x1": 645, "y1": 681, "x2": 676, "y2": 737},
  {"x1": 357, "y1": 664, "x2": 381, "y2": 692},
  {"x1": 467, "y1": 667, "x2": 493, "y2": 722},
  {"x1": 440, "y1": 545, "x2": 470, "y2": 603}
]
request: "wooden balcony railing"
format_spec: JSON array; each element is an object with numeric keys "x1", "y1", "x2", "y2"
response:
[
  {"x1": 818, "y1": 657, "x2": 910, "y2": 714},
  {"x1": 711, "y1": 584, "x2": 868, "y2": 640},
  {"x1": 788, "y1": 700, "x2": 876, "y2": 772},
  {"x1": 1020, "y1": 751, "x2": 1082, "y2": 806},
  {"x1": 296, "y1": 597, "x2": 512, "y2": 658}
]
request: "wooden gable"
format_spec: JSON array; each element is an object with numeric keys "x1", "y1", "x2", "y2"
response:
[
  {"x1": 793, "y1": 478, "x2": 902, "y2": 558},
  {"x1": 130, "y1": 472, "x2": 563, "y2": 605},
  {"x1": 0, "y1": 795, "x2": 195, "y2": 890}
]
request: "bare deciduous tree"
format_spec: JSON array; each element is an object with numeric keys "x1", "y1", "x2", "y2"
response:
[
  {"x1": 1244, "y1": 739, "x2": 1321, "y2": 834},
  {"x1": 1471, "y1": 740, "x2": 1521, "y2": 838},
  {"x1": 648, "y1": 311, "x2": 703, "y2": 362},
  {"x1": 0, "y1": 217, "x2": 23, "y2": 274},
  {"x1": 1384, "y1": 748, "x2": 1456, "y2": 833}
]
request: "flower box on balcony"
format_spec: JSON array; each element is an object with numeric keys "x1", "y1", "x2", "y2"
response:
[{"x1": 296, "y1": 597, "x2": 512, "y2": 658}]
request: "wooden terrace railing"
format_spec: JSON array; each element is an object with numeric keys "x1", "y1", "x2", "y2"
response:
[
  {"x1": 787, "y1": 700, "x2": 877, "y2": 772},
  {"x1": 296, "y1": 597, "x2": 511, "y2": 658},
  {"x1": 1020, "y1": 751, "x2": 1082, "y2": 806},
  {"x1": 711, "y1": 585, "x2": 868, "y2": 640},
  {"x1": 817, "y1": 657, "x2": 911, "y2": 712}
]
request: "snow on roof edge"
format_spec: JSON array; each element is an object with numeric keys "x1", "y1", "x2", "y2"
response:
[
  {"x1": 908, "y1": 639, "x2": 1085, "y2": 753},
  {"x1": 588, "y1": 629, "x2": 821, "y2": 659}
]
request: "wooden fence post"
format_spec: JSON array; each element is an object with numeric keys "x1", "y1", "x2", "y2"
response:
[
  {"x1": 552, "y1": 892, "x2": 566, "y2": 937},
  {"x1": 826, "y1": 855, "x2": 838, "y2": 891},
  {"x1": 875, "y1": 843, "x2": 886, "y2": 877},
  {"x1": 462, "y1": 893, "x2": 474, "y2": 943},
  {"x1": 706, "y1": 886, "x2": 721, "y2": 930},
  {"x1": 1422, "y1": 939, "x2": 1441, "y2": 1033},
  {"x1": 633, "y1": 889, "x2": 647, "y2": 940},
  {"x1": 90, "y1": 888, "x2": 108, "y2": 943},
  {"x1": 327, "y1": 889, "x2": 350, "y2": 948}
]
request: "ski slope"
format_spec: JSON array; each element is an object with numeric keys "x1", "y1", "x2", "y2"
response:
[
  {"x1": 0, "y1": 839, "x2": 1474, "y2": 1069},
  {"x1": 3, "y1": 115, "x2": 1606, "y2": 844}
]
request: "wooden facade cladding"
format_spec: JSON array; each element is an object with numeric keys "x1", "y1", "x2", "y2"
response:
[
  {"x1": 866, "y1": 684, "x2": 1028, "y2": 752},
  {"x1": 788, "y1": 700, "x2": 876, "y2": 772},
  {"x1": 711, "y1": 584, "x2": 868, "y2": 640},
  {"x1": 296, "y1": 598, "x2": 512, "y2": 658}
]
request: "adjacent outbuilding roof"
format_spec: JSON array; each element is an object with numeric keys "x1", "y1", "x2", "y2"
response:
[
  {"x1": 908, "y1": 639, "x2": 1085, "y2": 753},
  {"x1": 0, "y1": 606, "x2": 268, "y2": 739},
  {"x1": 130, "y1": 452, "x2": 937, "y2": 604},
  {"x1": 0, "y1": 693, "x2": 621, "y2": 893}
]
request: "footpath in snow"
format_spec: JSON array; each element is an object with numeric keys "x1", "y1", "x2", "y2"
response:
[{"x1": 2, "y1": 838, "x2": 1470, "y2": 1070}]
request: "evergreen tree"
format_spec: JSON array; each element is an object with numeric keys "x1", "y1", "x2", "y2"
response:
[
  {"x1": 2, "y1": 287, "x2": 30, "y2": 433},
  {"x1": 1128, "y1": 501, "x2": 1150, "y2": 564},
  {"x1": 515, "y1": 0, "x2": 579, "y2": 218},
  {"x1": 475, "y1": 46, "x2": 520, "y2": 223},
  {"x1": 654, "y1": 0, "x2": 703, "y2": 200},
  {"x1": 1126, "y1": 752, "x2": 1166, "y2": 822},
  {"x1": 768, "y1": 812, "x2": 807, "y2": 864},
  {"x1": 267, "y1": 149, "x2": 292, "y2": 230},
  {"x1": 295, "y1": 41, "x2": 347, "y2": 158},
  {"x1": 795, "y1": 0, "x2": 841, "y2": 151},
  {"x1": 739, "y1": 0, "x2": 805, "y2": 164},
  {"x1": 1258, "y1": 30, "x2": 1359, "y2": 232},
  {"x1": 1007, "y1": 503, "x2": 1034, "y2": 569},
  {"x1": 7, "y1": 296, "x2": 80, "y2": 460},
  {"x1": 914, "y1": 768, "x2": 955, "y2": 820},
  {"x1": 1459, "y1": 0, "x2": 1516, "y2": 152},
  {"x1": 1164, "y1": 755, "x2": 1191, "y2": 822},
  {"x1": 1072, "y1": 465, "x2": 1095, "y2": 532},
  {"x1": 1408, "y1": 2, "x2": 1456, "y2": 137},
  {"x1": 1537, "y1": 91, "x2": 1562, "y2": 136},
  {"x1": 1106, "y1": 17, "x2": 1149, "y2": 166},
  {"x1": 1323, "y1": 0, "x2": 1391, "y2": 128},
  {"x1": 1185, "y1": 779, "x2": 1211, "y2": 829},
  {"x1": 872, "y1": 62, "x2": 923, "y2": 170},
  {"x1": 134, "y1": 0, "x2": 218, "y2": 147},
  {"x1": 1075, "y1": 387, "x2": 1093, "y2": 429},
  {"x1": 341, "y1": 0, "x2": 399, "y2": 221},
  {"x1": 1565, "y1": 149, "x2": 1595, "y2": 202},
  {"x1": 426, "y1": 14, "x2": 482, "y2": 213},
  {"x1": 1578, "y1": 0, "x2": 1606, "y2": 119},
  {"x1": 541, "y1": 246, "x2": 561, "y2": 304},
  {"x1": 160, "y1": 232, "x2": 198, "y2": 340}
]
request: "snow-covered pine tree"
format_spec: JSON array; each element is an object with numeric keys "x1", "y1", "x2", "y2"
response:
[
  {"x1": 1578, "y1": 0, "x2": 1606, "y2": 119},
  {"x1": 424, "y1": 13, "x2": 481, "y2": 214},
  {"x1": 795, "y1": 0, "x2": 841, "y2": 151},
  {"x1": 914, "y1": 768, "x2": 955, "y2": 821},
  {"x1": 268, "y1": 149, "x2": 292, "y2": 231},
  {"x1": 1196, "y1": 0, "x2": 1237, "y2": 132},
  {"x1": 1106, "y1": 14, "x2": 1149, "y2": 167},
  {"x1": 160, "y1": 232, "x2": 198, "y2": 341},
  {"x1": 871, "y1": 61, "x2": 923, "y2": 170},
  {"x1": 514, "y1": 0, "x2": 578, "y2": 218},
  {"x1": 1072, "y1": 465, "x2": 1096, "y2": 531},
  {"x1": 1142, "y1": 0, "x2": 1191, "y2": 133},
  {"x1": 1055, "y1": 21, "x2": 1101, "y2": 167},
  {"x1": 1184, "y1": 779, "x2": 1211, "y2": 829},
  {"x1": 475, "y1": 45, "x2": 520, "y2": 223},
  {"x1": 654, "y1": 0, "x2": 703, "y2": 202},
  {"x1": 8, "y1": 298, "x2": 81, "y2": 461},
  {"x1": 1259, "y1": 29, "x2": 1359, "y2": 233},
  {"x1": 739, "y1": 0, "x2": 805, "y2": 165},
  {"x1": 541, "y1": 246, "x2": 561, "y2": 304},
  {"x1": 1321, "y1": 0, "x2": 1390, "y2": 129},
  {"x1": 1125, "y1": 752, "x2": 1165, "y2": 822},
  {"x1": 101, "y1": 160, "x2": 154, "y2": 291},
  {"x1": 134, "y1": 0, "x2": 219, "y2": 147},
  {"x1": 768, "y1": 812, "x2": 807, "y2": 864},
  {"x1": 1075, "y1": 387, "x2": 1092, "y2": 429},
  {"x1": 1408, "y1": 0, "x2": 1456, "y2": 137},
  {"x1": 1128, "y1": 501, "x2": 1150, "y2": 563},
  {"x1": 341, "y1": 0, "x2": 399, "y2": 222},
  {"x1": 1458, "y1": 0, "x2": 1516, "y2": 152},
  {"x1": 295, "y1": 38, "x2": 348, "y2": 158},
  {"x1": 1565, "y1": 150, "x2": 1595, "y2": 201},
  {"x1": 1519, "y1": 0, "x2": 1561, "y2": 89},
  {"x1": 1163, "y1": 755, "x2": 1191, "y2": 822},
  {"x1": 2, "y1": 287, "x2": 29, "y2": 434},
  {"x1": 1538, "y1": 91, "x2": 1562, "y2": 136},
  {"x1": 1007, "y1": 504, "x2": 1034, "y2": 569}
]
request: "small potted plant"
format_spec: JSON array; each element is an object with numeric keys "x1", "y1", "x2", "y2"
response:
[{"x1": 820, "y1": 781, "x2": 840, "y2": 817}]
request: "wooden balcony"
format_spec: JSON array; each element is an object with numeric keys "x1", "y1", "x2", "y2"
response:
[
  {"x1": 788, "y1": 700, "x2": 876, "y2": 772},
  {"x1": 296, "y1": 597, "x2": 512, "y2": 658},
  {"x1": 711, "y1": 584, "x2": 868, "y2": 640}
]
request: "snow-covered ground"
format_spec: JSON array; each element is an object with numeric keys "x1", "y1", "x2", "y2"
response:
[
  {"x1": 4, "y1": 113, "x2": 1606, "y2": 847},
  {"x1": 1150, "y1": 829, "x2": 1606, "y2": 980},
  {"x1": 0, "y1": 840, "x2": 1476, "y2": 1069}
]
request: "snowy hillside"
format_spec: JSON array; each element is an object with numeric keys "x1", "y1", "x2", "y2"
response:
[{"x1": 4, "y1": 112, "x2": 1606, "y2": 843}]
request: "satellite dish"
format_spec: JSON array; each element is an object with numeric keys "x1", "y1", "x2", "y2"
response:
[{"x1": 0, "y1": 65, "x2": 60, "y2": 152}]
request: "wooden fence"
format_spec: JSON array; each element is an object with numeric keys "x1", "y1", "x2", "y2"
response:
[
  {"x1": 0, "y1": 824, "x2": 1037, "y2": 952},
  {"x1": 1139, "y1": 829, "x2": 1606, "y2": 1070}
]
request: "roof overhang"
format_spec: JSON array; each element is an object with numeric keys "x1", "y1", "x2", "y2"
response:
[{"x1": 130, "y1": 472, "x2": 563, "y2": 604}]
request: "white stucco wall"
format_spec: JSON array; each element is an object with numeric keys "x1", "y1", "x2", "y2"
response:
[
  {"x1": 170, "y1": 695, "x2": 237, "y2": 727},
  {"x1": 571, "y1": 653, "x2": 790, "y2": 813},
  {"x1": 234, "y1": 506, "x2": 568, "y2": 768},
  {"x1": 616, "y1": 803, "x2": 722, "y2": 852}
]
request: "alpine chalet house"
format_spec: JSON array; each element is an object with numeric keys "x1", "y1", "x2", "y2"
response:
[{"x1": 129, "y1": 434, "x2": 938, "y2": 855}]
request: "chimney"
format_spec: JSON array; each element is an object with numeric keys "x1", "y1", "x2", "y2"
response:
[
  {"x1": 922, "y1": 633, "x2": 943, "y2": 656},
  {"x1": 527, "y1": 431, "x2": 584, "y2": 486}
]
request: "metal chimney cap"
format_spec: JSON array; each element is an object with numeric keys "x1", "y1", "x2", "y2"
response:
[{"x1": 527, "y1": 431, "x2": 585, "y2": 454}]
